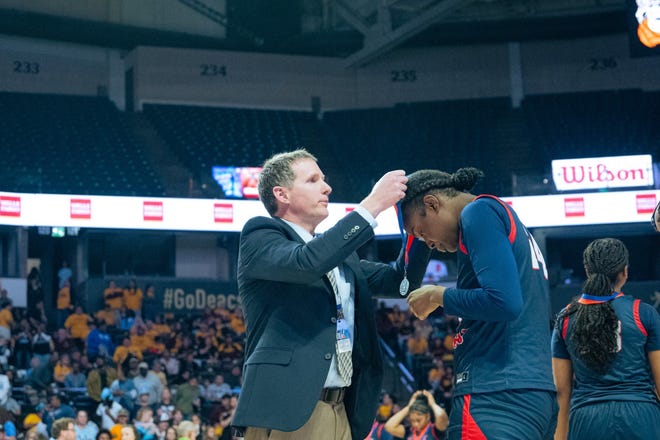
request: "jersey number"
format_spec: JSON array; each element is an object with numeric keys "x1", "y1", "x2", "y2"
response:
[{"x1": 526, "y1": 232, "x2": 548, "y2": 280}]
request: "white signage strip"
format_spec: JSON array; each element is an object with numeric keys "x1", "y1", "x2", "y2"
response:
[
  {"x1": 552, "y1": 154, "x2": 654, "y2": 191},
  {"x1": 0, "y1": 190, "x2": 658, "y2": 234}
]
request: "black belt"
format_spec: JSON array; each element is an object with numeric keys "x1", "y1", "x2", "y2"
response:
[{"x1": 320, "y1": 387, "x2": 347, "y2": 404}]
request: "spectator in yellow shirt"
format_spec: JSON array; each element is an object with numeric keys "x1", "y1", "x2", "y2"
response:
[
  {"x1": 64, "y1": 305, "x2": 93, "y2": 342},
  {"x1": 130, "y1": 326, "x2": 153, "y2": 354},
  {"x1": 56, "y1": 279, "x2": 73, "y2": 328},
  {"x1": 53, "y1": 352, "x2": 73, "y2": 385},
  {"x1": 103, "y1": 280, "x2": 124, "y2": 310},
  {"x1": 95, "y1": 303, "x2": 118, "y2": 328},
  {"x1": 216, "y1": 334, "x2": 243, "y2": 362},
  {"x1": 194, "y1": 322, "x2": 214, "y2": 345},
  {"x1": 228, "y1": 310, "x2": 246, "y2": 336},
  {"x1": 150, "y1": 316, "x2": 171, "y2": 338},
  {"x1": 113, "y1": 336, "x2": 143, "y2": 367},
  {"x1": 0, "y1": 302, "x2": 13, "y2": 340},
  {"x1": 123, "y1": 279, "x2": 143, "y2": 313}
]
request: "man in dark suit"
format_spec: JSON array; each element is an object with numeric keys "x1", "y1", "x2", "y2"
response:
[{"x1": 232, "y1": 149, "x2": 430, "y2": 440}]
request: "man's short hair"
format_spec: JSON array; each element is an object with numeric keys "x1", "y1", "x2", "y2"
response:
[
  {"x1": 258, "y1": 149, "x2": 316, "y2": 216},
  {"x1": 51, "y1": 417, "x2": 74, "y2": 439}
]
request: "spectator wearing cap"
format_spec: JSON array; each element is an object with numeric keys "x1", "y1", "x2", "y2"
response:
[
  {"x1": 96, "y1": 388, "x2": 124, "y2": 431},
  {"x1": 74, "y1": 410, "x2": 99, "y2": 440},
  {"x1": 109, "y1": 408, "x2": 130, "y2": 440},
  {"x1": 153, "y1": 413, "x2": 170, "y2": 439},
  {"x1": 177, "y1": 420, "x2": 197, "y2": 440},
  {"x1": 132, "y1": 361, "x2": 163, "y2": 407},
  {"x1": 23, "y1": 412, "x2": 47, "y2": 437},
  {"x1": 86, "y1": 355, "x2": 118, "y2": 403},
  {"x1": 136, "y1": 387, "x2": 154, "y2": 415}
]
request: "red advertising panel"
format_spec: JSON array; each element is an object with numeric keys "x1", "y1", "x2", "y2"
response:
[
  {"x1": 0, "y1": 196, "x2": 21, "y2": 217},
  {"x1": 143, "y1": 201, "x2": 164, "y2": 221},
  {"x1": 564, "y1": 197, "x2": 585, "y2": 217},
  {"x1": 214, "y1": 203, "x2": 233, "y2": 223},
  {"x1": 70, "y1": 198, "x2": 91, "y2": 219},
  {"x1": 636, "y1": 193, "x2": 657, "y2": 214}
]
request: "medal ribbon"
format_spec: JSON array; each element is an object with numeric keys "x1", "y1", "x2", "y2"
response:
[{"x1": 395, "y1": 202, "x2": 415, "y2": 296}]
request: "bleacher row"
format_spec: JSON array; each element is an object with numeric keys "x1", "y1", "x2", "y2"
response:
[{"x1": 1, "y1": 90, "x2": 658, "y2": 201}]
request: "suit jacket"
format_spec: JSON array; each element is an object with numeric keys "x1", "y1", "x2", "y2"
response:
[{"x1": 232, "y1": 211, "x2": 430, "y2": 439}]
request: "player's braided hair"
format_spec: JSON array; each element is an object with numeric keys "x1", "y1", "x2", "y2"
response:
[
  {"x1": 401, "y1": 167, "x2": 484, "y2": 216},
  {"x1": 555, "y1": 238, "x2": 628, "y2": 373}
]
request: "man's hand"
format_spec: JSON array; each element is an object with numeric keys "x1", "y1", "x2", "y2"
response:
[
  {"x1": 407, "y1": 285, "x2": 445, "y2": 320},
  {"x1": 360, "y1": 170, "x2": 407, "y2": 218}
]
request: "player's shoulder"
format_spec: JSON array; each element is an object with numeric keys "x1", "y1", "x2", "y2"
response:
[{"x1": 461, "y1": 195, "x2": 511, "y2": 228}]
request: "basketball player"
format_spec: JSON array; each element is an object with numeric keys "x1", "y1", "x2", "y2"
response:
[
  {"x1": 552, "y1": 238, "x2": 660, "y2": 440},
  {"x1": 401, "y1": 167, "x2": 557, "y2": 439}
]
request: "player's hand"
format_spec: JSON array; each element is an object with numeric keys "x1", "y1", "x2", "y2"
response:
[
  {"x1": 406, "y1": 390, "x2": 422, "y2": 407},
  {"x1": 360, "y1": 170, "x2": 407, "y2": 218},
  {"x1": 407, "y1": 285, "x2": 444, "y2": 320},
  {"x1": 421, "y1": 389, "x2": 436, "y2": 405}
]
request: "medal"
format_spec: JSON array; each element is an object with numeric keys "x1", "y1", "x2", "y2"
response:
[
  {"x1": 399, "y1": 276, "x2": 409, "y2": 296},
  {"x1": 395, "y1": 201, "x2": 415, "y2": 297}
]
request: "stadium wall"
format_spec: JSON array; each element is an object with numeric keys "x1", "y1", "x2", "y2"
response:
[{"x1": 3, "y1": 32, "x2": 660, "y2": 111}]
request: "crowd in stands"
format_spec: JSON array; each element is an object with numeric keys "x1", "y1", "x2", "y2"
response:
[
  {"x1": 0, "y1": 265, "x2": 456, "y2": 440},
  {"x1": 2, "y1": 267, "x2": 245, "y2": 440}
]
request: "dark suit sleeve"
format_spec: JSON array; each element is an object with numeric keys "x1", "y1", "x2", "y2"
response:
[{"x1": 240, "y1": 212, "x2": 376, "y2": 283}]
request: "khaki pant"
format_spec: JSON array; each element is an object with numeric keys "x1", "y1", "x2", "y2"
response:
[{"x1": 244, "y1": 400, "x2": 351, "y2": 440}]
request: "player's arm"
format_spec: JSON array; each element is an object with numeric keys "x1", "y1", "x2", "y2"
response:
[
  {"x1": 384, "y1": 391, "x2": 422, "y2": 438},
  {"x1": 422, "y1": 390, "x2": 448, "y2": 431},
  {"x1": 551, "y1": 319, "x2": 573, "y2": 440},
  {"x1": 552, "y1": 357, "x2": 572, "y2": 440},
  {"x1": 649, "y1": 350, "x2": 660, "y2": 400},
  {"x1": 641, "y1": 302, "x2": 660, "y2": 399},
  {"x1": 442, "y1": 202, "x2": 523, "y2": 321}
]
